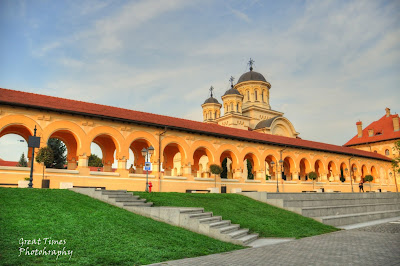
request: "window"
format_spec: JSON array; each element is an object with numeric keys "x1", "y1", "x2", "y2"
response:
[
  {"x1": 385, "y1": 149, "x2": 390, "y2": 156},
  {"x1": 237, "y1": 104, "x2": 239, "y2": 112},
  {"x1": 374, "y1": 150, "x2": 377, "y2": 153},
  {"x1": 230, "y1": 103, "x2": 233, "y2": 112},
  {"x1": 247, "y1": 91, "x2": 250, "y2": 101},
  {"x1": 255, "y1": 90, "x2": 258, "y2": 101},
  {"x1": 262, "y1": 91, "x2": 264, "y2": 102},
  {"x1": 215, "y1": 111, "x2": 217, "y2": 118},
  {"x1": 209, "y1": 111, "x2": 211, "y2": 119}
]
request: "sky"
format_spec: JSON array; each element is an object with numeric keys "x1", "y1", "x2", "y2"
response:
[{"x1": 1, "y1": 0, "x2": 400, "y2": 162}]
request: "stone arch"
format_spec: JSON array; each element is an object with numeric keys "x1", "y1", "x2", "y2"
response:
[
  {"x1": 314, "y1": 159, "x2": 325, "y2": 181},
  {"x1": 86, "y1": 126, "x2": 125, "y2": 158},
  {"x1": 162, "y1": 136, "x2": 190, "y2": 164},
  {"x1": 240, "y1": 147, "x2": 262, "y2": 171},
  {"x1": 42, "y1": 121, "x2": 85, "y2": 151},
  {"x1": 270, "y1": 117, "x2": 297, "y2": 138},
  {"x1": 283, "y1": 156, "x2": 296, "y2": 181},
  {"x1": 128, "y1": 138, "x2": 155, "y2": 174},
  {"x1": 216, "y1": 144, "x2": 241, "y2": 169},
  {"x1": 125, "y1": 131, "x2": 159, "y2": 161},
  {"x1": 192, "y1": 146, "x2": 214, "y2": 178},
  {"x1": 327, "y1": 161, "x2": 338, "y2": 181},
  {"x1": 162, "y1": 139, "x2": 189, "y2": 176},
  {"x1": 339, "y1": 161, "x2": 348, "y2": 182},
  {"x1": 299, "y1": 157, "x2": 312, "y2": 181},
  {"x1": 0, "y1": 116, "x2": 42, "y2": 162},
  {"x1": 265, "y1": 154, "x2": 278, "y2": 180},
  {"x1": 371, "y1": 165, "x2": 378, "y2": 183}
]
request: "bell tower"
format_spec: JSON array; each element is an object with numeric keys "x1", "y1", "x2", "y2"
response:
[{"x1": 201, "y1": 86, "x2": 222, "y2": 123}]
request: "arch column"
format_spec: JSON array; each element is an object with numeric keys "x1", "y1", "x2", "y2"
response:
[
  {"x1": 293, "y1": 171, "x2": 300, "y2": 181},
  {"x1": 320, "y1": 172, "x2": 328, "y2": 182}
]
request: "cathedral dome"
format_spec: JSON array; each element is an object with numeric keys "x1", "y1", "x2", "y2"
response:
[
  {"x1": 237, "y1": 70, "x2": 267, "y2": 84},
  {"x1": 223, "y1": 88, "x2": 241, "y2": 96},
  {"x1": 203, "y1": 96, "x2": 220, "y2": 104}
]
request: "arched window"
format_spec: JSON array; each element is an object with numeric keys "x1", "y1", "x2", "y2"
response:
[
  {"x1": 215, "y1": 111, "x2": 217, "y2": 118},
  {"x1": 237, "y1": 103, "x2": 239, "y2": 112},
  {"x1": 209, "y1": 111, "x2": 211, "y2": 119},
  {"x1": 255, "y1": 90, "x2": 258, "y2": 101},
  {"x1": 247, "y1": 91, "x2": 250, "y2": 101},
  {"x1": 385, "y1": 149, "x2": 390, "y2": 156},
  {"x1": 262, "y1": 91, "x2": 264, "y2": 102},
  {"x1": 206, "y1": 113, "x2": 207, "y2": 119},
  {"x1": 230, "y1": 103, "x2": 233, "y2": 112}
]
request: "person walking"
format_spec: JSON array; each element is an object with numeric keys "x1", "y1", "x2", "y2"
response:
[{"x1": 359, "y1": 180, "x2": 364, "y2": 192}]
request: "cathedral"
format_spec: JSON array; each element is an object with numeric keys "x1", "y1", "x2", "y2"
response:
[{"x1": 202, "y1": 59, "x2": 299, "y2": 138}]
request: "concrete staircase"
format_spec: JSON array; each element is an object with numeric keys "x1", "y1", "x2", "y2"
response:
[
  {"x1": 241, "y1": 192, "x2": 400, "y2": 227},
  {"x1": 71, "y1": 188, "x2": 258, "y2": 246}
]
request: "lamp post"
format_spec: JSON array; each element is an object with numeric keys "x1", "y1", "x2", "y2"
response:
[
  {"x1": 141, "y1": 146, "x2": 154, "y2": 192},
  {"x1": 348, "y1": 157, "x2": 354, "y2": 193},
  {"x1": 270, "y1": 161, "x2": 277, "y2": 192}
]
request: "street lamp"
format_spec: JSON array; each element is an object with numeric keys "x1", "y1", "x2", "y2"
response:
[
  {"x1": 141, "y1": 146, "x2": 154, "y2": 192},
  {"x1": 270, "y1": 161, "x2": 277, "y2": 192}
]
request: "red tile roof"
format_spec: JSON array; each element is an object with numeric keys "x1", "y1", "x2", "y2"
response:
[
  {"x1": 0, "y1": 160, "x2": 18, "y2": 167},
  {"x1": 0, "y1": 88, "x2": 391, "y2": 162},
  {"x1": 344, "y1": 113, "x2": 400, "y2": 147}
]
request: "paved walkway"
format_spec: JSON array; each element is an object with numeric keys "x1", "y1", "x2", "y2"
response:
[{"x1": 152, "y1": 220, "x2": 400, "y2": 266}]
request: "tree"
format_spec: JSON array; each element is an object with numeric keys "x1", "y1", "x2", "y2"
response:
[
  {"x1": 16, "y1": 153, "x2": 28, "y2": 167},
  {"x1": 364, "y1": 175, "x2": 373, "y2": 192},
  {"x1": 36, "y1": 147, "x2": 54, "y2": 180},
  {"x1": 308, "y1": 171, "x2": 318, "y2": 190},
  {"x1": 392, "y1": 140, "x2": 400, "y2": 192},
  {"x1": 340, "y1": 168, "x2": 345, "y2": 183},
  {"x1": 210, "y1": 164, "x2": 223, "y2": 188},
  {"x1": 47, "y1": 138, "x2": 67, "y2": 169},
  {"x1": 220, "y1": 158, "x2": 227, "y2": 179},
  {"x1": 88, "y1": 154, "x2": 103, "y2": 167},
  {"x1": 246, "y1": 159, "x2": 254, "y2": 180}
]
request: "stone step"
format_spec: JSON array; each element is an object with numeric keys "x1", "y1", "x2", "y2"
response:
[
  {"x1": 106, "y1": 194, "x2": 133, "y2": 198},
  {"x1": 115, "y1": 198, "x2": 146, "y2": 203},
  {"x1": 189, "y1": 212, "x2": 213, "y2": 219},
  {"x1": 198, "y1": 216, "x2": 222, "y2": 224},
  {"x1": 102, "y1": 190, "x2": 127, "y2": 194},
  {"x1": 299, "y1": 203, "x2": 400, "y2": 217},
  {"x1": 236, "y1": 233, "x2": 259, "y2": 245},
  {"x1": 219, "y1": 224, "x2": 240, "y2": 234},
  {"x1": 284, "y1": 197, "x2": 400, "y2": 207},
  {"x1": 315, "y1": 209, "x2": 400, "y2": 226},
  {"x1": 227, "y1": 228, "x2": 249, "y2": 239},
  {"x1": 265, "y1": 192, "x2": 399, "y2": 201},
  {"x1": 209, "y1": 220, "x2": 231, "y2": 229},
  {"x1": 179, "y1": 208, "x2": 204, "y2": 215},
  {"x1": 123, "y1": 202, "x2": 153, "y2": 207}
]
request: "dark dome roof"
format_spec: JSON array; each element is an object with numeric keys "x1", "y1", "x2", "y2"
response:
[
  {"x1": 203, "y1": 96, "x2": 220, "y2": 104},
  {"x1": 237, "y1": 70, "x2": 267, "y2": 84},
  {"x1": 223, "y1": 88, "x2": 241, "y2": 96},
  {"x1": 255, "y1": 116, "x2": 281, "y2": 129}
]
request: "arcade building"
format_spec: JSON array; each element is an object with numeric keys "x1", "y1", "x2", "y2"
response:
[{"x1": 0, "y1": 62, "x2": 397, "y2": 192}]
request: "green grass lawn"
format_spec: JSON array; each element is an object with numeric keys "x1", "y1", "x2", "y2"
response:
[
  {"x1": 0, "y1": 188, "x2": 243, "y2": 265},
  {"x1": 134, "y1": 192, "x2": 339, "y2": 239}
]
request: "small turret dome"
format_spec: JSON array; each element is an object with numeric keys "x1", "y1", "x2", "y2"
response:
[
  {"x1": 223, "y1": 88, "x2": 241, "y2": 96},
  {"x1": 203, "y1": 96, "x2": 220, "y2": 104}
]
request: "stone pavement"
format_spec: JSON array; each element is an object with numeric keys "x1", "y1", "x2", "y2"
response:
[{"x1": 152, "y1": 219, "x2": 400, "y2": 266}]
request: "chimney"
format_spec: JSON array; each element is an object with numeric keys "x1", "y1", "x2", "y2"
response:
[
  {"x1": 356, "y1": 121, "x2": 363, "y2": 137},
  {"x1": 393, "y1": 115, "x2": 399, "y2": 132},
  {"x1": 385, "y1": 107, "x2": 391, "y2": 117},
  {"x1": 368, "y1": 128, "x2": 374, "y2": 137}
]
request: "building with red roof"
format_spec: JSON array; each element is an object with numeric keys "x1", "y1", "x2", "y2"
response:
[{"x1": 344, "y1": 108, "x2": 400, "y2": 159}]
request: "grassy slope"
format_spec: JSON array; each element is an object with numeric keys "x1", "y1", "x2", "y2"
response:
[
  {"x1": 134, "y1": 192, "x2": 339, "y2": 239},
  {"x1": 0, "y1": 188, "x2": 243, "y2": 265}
]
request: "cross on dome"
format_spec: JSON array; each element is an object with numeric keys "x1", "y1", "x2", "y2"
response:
[
  {"x1": 209, "y1": 86, "x2": 214, "y2": 97},
  {"x1": 229, "y1": 76, "x2": 235, "y2": 87},
  {"x1": 248, "y1": 58, "x2": 254, "y2": 71}
]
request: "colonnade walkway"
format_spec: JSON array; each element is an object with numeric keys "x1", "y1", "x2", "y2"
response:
[{"x1": 153, "y1": 218, "x2": 400, "y2": 266}]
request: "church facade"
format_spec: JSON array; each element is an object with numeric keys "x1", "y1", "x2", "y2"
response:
[
  {"x1": 0, "y1": 63, "x2": 397, "y2": 193},
  {"x1": 202, "y1": 62, "x2": 298, "y2": 138}
]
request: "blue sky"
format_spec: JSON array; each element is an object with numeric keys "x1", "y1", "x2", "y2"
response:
[{"x1": 1, "y1": 0, "x2": 400, "y2": 161}]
